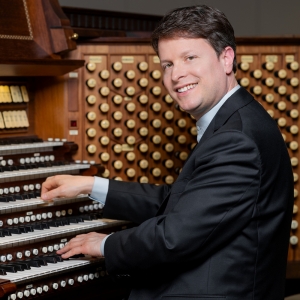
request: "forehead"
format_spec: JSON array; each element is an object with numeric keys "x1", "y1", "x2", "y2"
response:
[{"x1": 158, "y1": 37, "x2": 214, "y2": 59}]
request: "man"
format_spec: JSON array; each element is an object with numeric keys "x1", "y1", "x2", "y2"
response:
[{"x1": 41, "y1": 5, "x2": 294, "y2": 300}]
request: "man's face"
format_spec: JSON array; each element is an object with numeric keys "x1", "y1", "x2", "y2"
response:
[{"x1": 158, "y1": 38, "x2": 234, "y2": 120}]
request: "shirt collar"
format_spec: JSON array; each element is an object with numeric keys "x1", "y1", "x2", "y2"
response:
[{"x1": 196, "y1": 85, "x2": 240, "y2": 142}]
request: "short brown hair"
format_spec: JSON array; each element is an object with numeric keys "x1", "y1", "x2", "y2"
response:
[{"x1": 151, "y1": 5, "x2": 237, "y2": 73}]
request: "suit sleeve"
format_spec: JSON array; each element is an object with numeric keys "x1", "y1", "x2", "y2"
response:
[
  {"x1": 103, "y1": 179, "x2": 171, "y2": 224},
  {"x1": 104, "y1": 131, "x2": 261, "y2": 274}
]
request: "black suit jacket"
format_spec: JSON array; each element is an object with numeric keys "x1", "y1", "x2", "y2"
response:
[{"x1": 103, "y1": 87, "x2": 294, "y2": 300}]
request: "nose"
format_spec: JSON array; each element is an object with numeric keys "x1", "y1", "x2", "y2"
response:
[{"x1": 171, "y1": 63, "x2": 187, "y2": 82}]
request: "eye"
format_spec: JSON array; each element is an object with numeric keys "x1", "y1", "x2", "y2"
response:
[
  {"x1": 187, "y1": 56, "x2": 196, "y2": 61},
  {"x1": 162, "y1": 63, "x2": 172, "y2": 70}
]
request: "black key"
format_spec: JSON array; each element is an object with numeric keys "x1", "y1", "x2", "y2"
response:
[
  {"x1": 32, "y1": 258, "x2": 48, "y2": 266},
  {"x1": 0, "y1": 265, "x2": 18, "y2": 273},
  {"x1": 27, "y1": 193, "x2": 35, "y2": 199},
  {"x1": 47, "y1": 221, "x2": 60, "y2": 227},
  {"x1": 7, "y1": 263, "x2": 27, "y2": 271},
  {"x1": 60, "y1": 218, "x2": 70, "y2": 225},
  {"x1": 23, "y1": 225, "x2": 34, "y2": 232},
  {"x1": 34, "y1": 191, "x2": 41, "y2": 197},
  {"x1": 0, "y1": 229, "x2": 11, "y2": 236},
  {"x1": 31, "y1": 223, "x2": 44, "y2": 230},
  {"x1": 0, "y1": 197, "x2": 10, "y2": 203},
  {"x1": 41, "y1": 256, "x2": 57, "y2": 264},
  {"x1": 7, "y1": 228, "x2": 22, "y2": 235},
  {"x1": 24, "y1": 259, "x2": 41, "y2": 268},
  {"x1": 48, "y1": 254, "x2": 64, "y2": 262},
  {"x1": 0, "y1": 269, "x2": 6, "y2": 275},
  {"x1": 12, "y1": 195, "x2": 23, "y2": 201},
  {"x1": 81, "y1": 215, "x2": 93, "y2": 221},
  {"x1": 69, "y1": 254, "x2": 85, "y2": 258},
  {"x1": 18, "y1": 226, "x2": 29, "y2": 234},
  {"x1": 5, "y1": 196, "x2": 15, "y2": 202},
  {"x1": 14, "y1": 261, "x2": 31, "y2": 270}
]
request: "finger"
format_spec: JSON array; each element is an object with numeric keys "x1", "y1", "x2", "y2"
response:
[
  {"x1": 60, "y1": 246, "x2": 83, "y2": 259},
  {"x1": 56, "y1": 236, "x2": 85, "y2": 254}
]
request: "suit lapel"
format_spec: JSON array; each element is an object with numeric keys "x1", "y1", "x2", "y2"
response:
[{"x1": 156, "y1": 87, "x2": 254, "y2": 216}]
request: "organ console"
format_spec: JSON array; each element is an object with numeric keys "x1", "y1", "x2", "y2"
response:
[{"x1": 1, "y1": 0, "x2": 300, "y2": 297}]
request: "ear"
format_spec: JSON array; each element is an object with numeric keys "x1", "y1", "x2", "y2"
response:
[{"x1": 221, "y1": 46, "x2": 235, "y2": 75}]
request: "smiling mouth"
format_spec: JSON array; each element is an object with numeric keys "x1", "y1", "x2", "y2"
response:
[{"x1": 177, "y1": 83, "x2": 198, "y2": 93}]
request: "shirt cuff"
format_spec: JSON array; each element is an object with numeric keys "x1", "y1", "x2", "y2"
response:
[
  {"x1": 89, "y1": 176, "x2": 109, "y2": 206},
  {"x1": 100, "y1": 234, "x2": 111, "y2": 257}
]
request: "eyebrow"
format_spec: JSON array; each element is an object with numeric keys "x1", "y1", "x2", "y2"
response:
[{"x1": 160, "y1": 50, "x2": 196, "y2": 64}]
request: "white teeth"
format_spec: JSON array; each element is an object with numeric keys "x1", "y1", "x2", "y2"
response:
[{"x1": 177, "y1": 83, "x2": 197, "y2": 93}]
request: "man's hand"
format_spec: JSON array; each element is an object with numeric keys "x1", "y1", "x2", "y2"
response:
[
  {"x1": 41, "y1": 175, "x2": 94, "y2": 201},
  {"x1": 57, "y1": 232, "x2": 107, "y2": 258}
]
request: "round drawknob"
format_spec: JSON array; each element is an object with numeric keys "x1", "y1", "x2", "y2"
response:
[
  {"x1": 113, "y1": 160, "x2": 123, "y2": 170},
  {"x1": 164, "y1": 175, "x2": 174, "y2": 184},
  {"x1": 164, "y1": 110, "x2": 174, "y2": 120},
  {"x1": 287, "y1": 93, "x2": 299, "y2": 103},
  {"x1": 113, "y1": 95, "x2": 123, "y2": 105},
  {"x1": 287, "y1": 141, "x2": 298, "y2": 151},
  {"x1": 139, "y1": 143, "x2": 148, "y2": 153},
  {"x1": 164, "y1": 159, "x2": 174, "y2": 169},
  {"x1": 113, "y1": 111, "x2": 123, "y2": 121},
  {"x1": 139, "y1": 111, "x2": 148, "y2": 121},
  {"x1": 126, "y1": 135, "x2": 136, "y2": 145},
  {"x1": 262, "y1": 93, "x2": 274, "y2": 103},
  {"x1": 151, "y1": 168, "x2": 161, "y2": 177},
  {"x1": 125, "y1": 152, "x2": 135, "y2": 161},
  {"x1": 125, "y1": 86, "x2": 135, "y2": 96},
  {"x1": 126, "y1": 168, "x2": 136, "y2": 178},
  {"x1": 164, "y1": 127, "x2": 174, "y2": 136},
  {"x1": 274, "y1": 85, "x2": 287, "y2": 95},
  {"x1": 99, "y1": 70, "x2": 110, "y2": 80},
  {"x1": 86, "y1": 95, "x2": 97, "y2": 105},
  {"x1": 86, "y1": 128, "x2": 97, "y2": 137},
  {"x1": 86, "y1": 78, "x2": 97, "y2": 88},
  {"x1": 99, "y1": 120, "x2": 110, "y2": 129},
  {"x1": 164, "y1": 94, "x2": 173, "y2": 104},
  {"x1": 262, "y1": 77, "x2": 274, "y2": 87},
  {"x1": 99, "y1": 103, "x2": 109, "y2": 113},
  {"x1": 138, "y1": 61, "x2": 148, "y2": 71},
  {"x1": 176, "y1": 119, "x2": 187, "y2": 128},
  {"x1": 294, "y1": 189, "x2": 298, "y2": 198},
  {"x1": 250, "y1": 69, "x2": 262, "y2": 79},
  {"x1": 139, "y1": 94, "x2": 148, "y2": 104},
  {"x1": 238, "y1": 62, "x2": 250, "y2": 71},
  {"x1": 87, "y1": 144, "x2": 97, "y2": 154},
  {"x1": 250, "y1": 86, "x2": 262, "y2": 96},
  {"x1": 139, "y1": 127, "x2": 148, "y2": 136},
  {"x1": 291, "y1": 157, "x2": 298, "y2": 167},
  {"x1": 151, "y1": 119, "x2": 162, "y2": 129},
  {"x1": 286, "y1": 125, "x2": 299, "y2": 135},
  {"x1": 112, "y1": 128, "x2": 123, "y2": 137},
  {"x1": 138, "y1": 78, "x2": 148, "y2": 87},
  {"x1": 86, "y1": 112, "x2": 96, "y2": 121},
  {"x1": 262, "y1": 62, "x2": 275, "y2": 71},
  {"x1": 164, "y1": 143, "x2": 174, "y2": 152},
  {"x1": 177, "y1": 135, "x2": 187, "y2": 144},
  {"x1": 287, "y1": 77, "x2": 299, "y2": 87},
  {"x1": 139, "y1": 159, "x2": 148, "y2": 169},
  {"x1": 99, "y1": 86, "x2": 110, "y2": 97},
  {"x1": 113, "y1": 144, "x2": 122, "y2": 153},
  {"x1": 151, "y1": 135, "x2": 161, "y2": 144},
  {"x1": 287, "y1": 61, "x2": 299, "y2": 71},
  {"x1": 99, "y1": 152, "x2": 110, "y2": 162},
  {"x1": 267, "y1": 110, "x2": 274, "y2": 118},
  {"x1": 291, "y1": 220, "x2": 298, "y2": 230},
  {"x1": 151, "y1": 151, "x2": 161, "y2": 161},
  {"x1": 274, "y1": 101, "x2": 286, "y2": 111},
  {"x1": 189, "y1": 126, "x2": 197, "y2": 136},
  {"x1": 151, "y1": 102, "x2": 161, "y2": 112},
  {"x1": 238, "y1": 77, "x2": 250, "y2": 87},
  {"x1": 276, "y1": 117, "x2": 286, "y2": 127},
  {"x1": 151, "y1": 70, "x2": 161, "y2": 80},
  {"x1": 287, "y1": 109, "x2": 299, "y2": 119},
  {"x1": 126, "y1": 119, "x2": 136, "y2": 129},
  {"x1": 139, "y1": 176, "x2": 149, "y2": 183},
  {"x1": 293, "y1": 204, "x2": 298, "y2": 214},
  {"x1": 112, "y1": 61, "x2": 122, "y2": 72},
  {"x1": 293, "y1": 172, "x2": 298, "y2": 182},
  {"x1": 176, "y1": 151, "x2": 188, "y2": 161},
  {"x1": 99, "y1": 136, "x2": 110, "y2": 145},
  {"x1": 125, "y1": 168, "x2": 135, "y2": 178},
  {"x1": 112, "y1": 78, "x2": 123, "y2": 88},
  {"x1": 86, "y1": 63, "x2": 96, "y2": 72},
  {"x1": 275, "y1": 69, "x2": 287, "y2": 79},
  {"x1": 71, "y1": 33, "x2": 79, "y2": 40},
  {"x1": 290, "y1": 235, "x2": 298, "y2": 245},
  {"x1": 126, "y1": 102, "x2": 136, "y2": 112},
  {"x1": 125, "y1": 70, "x2": 135, "y2": 80},
  {"x1": 151, "y1": 86, "x2": 162, "y2": 96}
]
